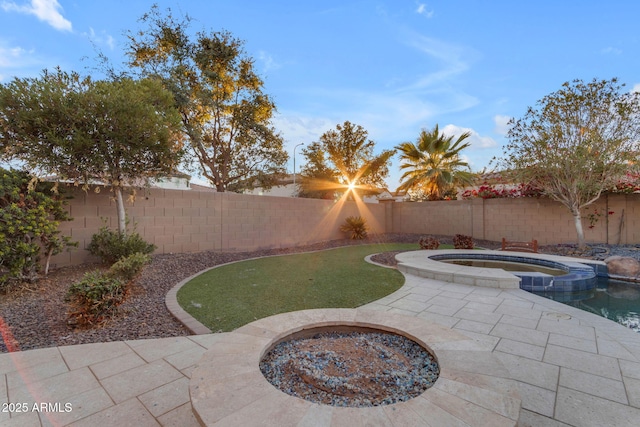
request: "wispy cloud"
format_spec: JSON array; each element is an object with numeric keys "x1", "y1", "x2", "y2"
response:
[
  {"x1": 0, "y1": 41, "x2": 40, "y2": 80},
  {"x1": 601, "y1": 46, "x2": 622, "y2": 55},
  {"x1": 83, "y1": 27, "x2": 115, "y2": 50},
  {"x1": 1, "y1": 0, "x2": 72, "y2": 32},
  {"x1": 632, "y1": 83, "x2": 640, "y2": 93},
  {"x1": 272, "y1": 114, "x2": 334, "y2": 146},
  {"x1": 415, "y1": 2, "x2": 434, "y2": 18},
  {"x1": 282, "y1": 84, "x2": 477, "y2": 145},
  {"x1": 272, "y1": 31, "x2": 479, "y2": 157},
  {"x1": 267, "y1": 20, "x2": 481, "y2": 181},
  {"x1": 401, "y1": 32, "x2": 474, "y2": 90},
  {"x1": 271, "y1": 114, "x2": 336, "y2": 173},
  {"x1": 258, "y1": 50, "x2": 281, "y2": 73},
  {"x1": 493, "y1": 115, "x2": 511, "y2": 136},
  {"x1": 0, "y1": 44, "x2": 28, "y2": 68}
]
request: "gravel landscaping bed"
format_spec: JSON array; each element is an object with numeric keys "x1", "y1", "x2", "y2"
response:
[
  {"x1": 0, "y1": 233, "x2": 420, "y2": 353},
  {"x1": 2, "y1": 233, "x2": 639, "y2": 353}
]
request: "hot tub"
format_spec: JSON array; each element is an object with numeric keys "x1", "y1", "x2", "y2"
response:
[{"x1": 395, "y1": 250, "x2": 606, "y2": 292}]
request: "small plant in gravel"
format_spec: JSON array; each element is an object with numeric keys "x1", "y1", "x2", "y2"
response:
[
  {"x1": 108, "y1": 252, "x2": 151, "y2": 282},
  {"x1": 66, "y1": 271, "x2": 126, "y2": 326},
  {"x1": 340, "y1": 216, "x2": 368, "y2": 240},
  {"x1": 88, "y1": 225, "x2": 156, "y2": 265},
  {"x1": 453, "y1": 234, "x2": 474, "y2": 249},
  {"x1": 66, "y1": 252, "x2": 150, "y2": 326},
  {"x1": 419, "y1": 236, "x2": 440, "y2": 250}
]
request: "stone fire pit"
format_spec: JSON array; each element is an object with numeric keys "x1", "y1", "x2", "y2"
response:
[
  {"x1": 260, "y1": 327, "x2": 440, "y2": 407},
  {"x1": 189, "y1": 309, "x2": 521, "y2": 426}
]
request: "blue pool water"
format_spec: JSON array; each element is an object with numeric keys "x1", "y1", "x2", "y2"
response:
[
  {"x1": 426, "y1": 251, "x2": 640, "y2": 333},
  {"x1": 532, "y1": 278, "x2": 640, "y2": 333}
]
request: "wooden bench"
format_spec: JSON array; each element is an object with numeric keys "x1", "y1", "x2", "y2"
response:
[{"x1": 501, "y1": 238, "x2": 538, "y2": 253}]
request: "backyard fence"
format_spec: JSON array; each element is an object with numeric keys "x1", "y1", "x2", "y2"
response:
[{"x1": 50, "y1": 186, "x2": 640, "y2": 268}]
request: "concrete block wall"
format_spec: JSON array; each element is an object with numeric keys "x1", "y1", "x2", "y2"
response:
[
  {"x1": 391, "y1": 194, "x2": 639, "y2": 246},
  {"x1": 391, "y1": 200, "x2": 473, "y2": 236},
  {"x1": 51, "y1": 186, "x2": 387, "y2": 268},
  {"x1": 607, "y1": 194, "x2": 640, "y2": 245},
  {"x1": 50, "y1": 186, "x2": 640, "y2": 268},
  {"x1": 480, "y1": 197, "x2": 608, "y2": 245}
]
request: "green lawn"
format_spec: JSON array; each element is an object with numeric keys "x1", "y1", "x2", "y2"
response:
[{"x1": 176, "y1": 243, "x2": 419, "y2": 332}]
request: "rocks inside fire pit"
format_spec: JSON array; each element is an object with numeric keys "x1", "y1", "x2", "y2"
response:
[{"x1": 259, "y1": 329, "x2": 439, "y2": 407}]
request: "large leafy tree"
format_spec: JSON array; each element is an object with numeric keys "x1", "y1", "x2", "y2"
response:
[
  {"x1": 396, "y1": 124, "x2": 475, "y2": 200},
  {"x1": 0, "y1": 69, "x2": 184, "y2": 234},
  {"x1": 296, "y1": 141, "x2": 339, "y2": 199},
  {"x1": 126, "y1": 6, "x2": 288, "y2": 192},
  {"x1": 501, "y1": 78, "x2": 640, "y2": 248},
  {"x1": 299, "y1": 121, "x2": 394, "y2": 199}
]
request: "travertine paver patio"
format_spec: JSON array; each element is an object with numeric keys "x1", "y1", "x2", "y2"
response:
[
  {"x1": 2, "y1": 267, "x2": 640, "y2": 426},
  {"x1": 189, "y1": 308, "x2": 522, "y2": 426}
]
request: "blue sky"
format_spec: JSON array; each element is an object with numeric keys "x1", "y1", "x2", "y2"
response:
[{"x1": 2, "y1": 0, "x2": 639, "y2": 190}]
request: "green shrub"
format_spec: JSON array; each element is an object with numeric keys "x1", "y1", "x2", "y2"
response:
[
  {"x1": 419, "y1": 236, "x2": 440, "y2": 250},
  {"x1": 66, "y1": 271, "x2": 126, "y2": 325},
  {"x1": 88, "y1": 226, "x2": 156, "y2": 265},
  {"x1": 453, "y1": 234, "x2": 474, "y2": 249},
  {"x1": 0, "y1": 168, "x2": 76, "y2": 290},
  {"x1": 340, "y1": 216, "x2": 368, "y2": 240},
  {"x1": 108, "y1": 252, "x2": 151, "y2": 282}
]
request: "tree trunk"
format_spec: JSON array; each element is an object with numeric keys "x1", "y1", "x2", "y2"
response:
[
  {"x1": 115, "y1": 187, "x2": 127, "y2": 235},
  {"x1": 44, "y1": 247, "x2": 53, "y2": 276},
  {"x1": 573, "y1": 210, "x2": 586, "y2": 249}
]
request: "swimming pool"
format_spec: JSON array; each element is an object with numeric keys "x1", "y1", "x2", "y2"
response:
[
  {"x1": 394, "y1": 250, "x2": 639, "y2": 332},
  {"x1": 533, "y1": 278, "x2": 640, "y2": 333}
]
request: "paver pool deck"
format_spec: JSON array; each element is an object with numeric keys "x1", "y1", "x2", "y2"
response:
[{"x1": 2, "y1": 257, "x2": 640, "y2": 426}]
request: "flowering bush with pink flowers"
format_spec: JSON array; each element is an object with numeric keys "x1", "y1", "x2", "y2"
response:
[
  {"x1": 610, "y1": 172, "x2": 640, "y2": 194},
  {"x1": 460, "y1": 182, "x2": 543, "y2": 199},
  {"x1": 461, "y1": 172, "x2": 640, "y2": 201}
]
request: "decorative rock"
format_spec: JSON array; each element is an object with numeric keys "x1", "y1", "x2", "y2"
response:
[
  {"x1": 190, "y1": 309, "x2": 521, "y2": 427},
  {"x1": 259, "y1": 330, "x2": 439, "y2": 407},
  {"x1": 605, "y1": 256, "x2": 640, "y2": 278}
]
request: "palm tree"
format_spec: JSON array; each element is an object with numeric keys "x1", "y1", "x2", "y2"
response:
[{"x1": 396, "y1": 125, "x2": 475, "y2": 200}]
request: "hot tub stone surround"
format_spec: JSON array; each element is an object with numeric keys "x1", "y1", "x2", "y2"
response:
[
  {"x1": 396, "y1": 250, "x2": 607, "y2": 292},
  {"x1": 189, "y1": 308, "x2": 522, "y2": 426}
]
